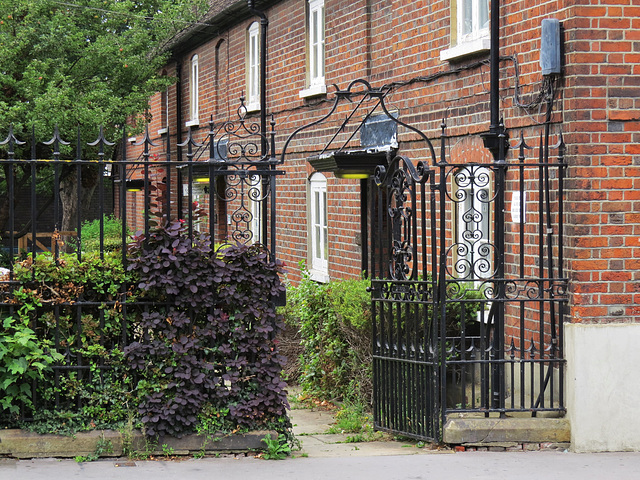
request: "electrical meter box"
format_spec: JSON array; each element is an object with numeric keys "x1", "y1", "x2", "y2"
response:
[{"x1": 540, "y1": 18, "x2": 562, "y2": 75}]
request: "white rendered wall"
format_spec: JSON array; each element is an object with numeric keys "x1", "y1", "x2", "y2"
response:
[{"x1": 566, "y1": 323, "x2": 640, "y2": 452}]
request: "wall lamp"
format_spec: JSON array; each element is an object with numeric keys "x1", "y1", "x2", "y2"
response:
[
  {"x1": 307, "y1": 148, "x2": 392, "y2": 179},
  {"x1": 124, "y1": 179, "x2": 145, "y2": 192},
  {"x1": 177, "y1": 161, "x2": 227, "y2": 184}
]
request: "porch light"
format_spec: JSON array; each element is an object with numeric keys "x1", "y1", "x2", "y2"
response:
[
  {"x1": 177, "y1": 162, "x2": 213, "y2": 184},
  {"x1": 307, "y1": 148, "x2": 392, "y2": 179},
  {"x1": 125, "y1": 179, "x2": 145, "y2": 192},
  {"x1": 334, "y1": 171, "x2": 372, "y2": 179}
]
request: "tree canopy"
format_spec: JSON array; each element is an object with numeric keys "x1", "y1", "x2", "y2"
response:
[
  {"x1": 0, "y1": 0, "x2": 208, "y2": 139},
  {"x1": 0, "y1": 0, "x2": 209, "y2": 238}
]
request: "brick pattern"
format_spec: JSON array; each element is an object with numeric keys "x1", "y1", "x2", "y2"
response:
[
  {"x1": 124, "y1": 0, "x2": 640, "y2": 324},
  {"x1": 562, "y1": 0, "x2": 640, "y2": 324}
]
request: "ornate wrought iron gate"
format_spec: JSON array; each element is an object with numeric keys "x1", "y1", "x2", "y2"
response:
[{"x1": 369, "y1": 127, "x2": 568, "y2": 441}]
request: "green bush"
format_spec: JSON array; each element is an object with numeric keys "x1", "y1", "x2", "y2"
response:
[
  {"x1": 283, "y1": 267, "x2": 489, "y2": 406},
  {"x1": 77, "y1": 215, "x2": 129, "y2": 253},
  {"x1": 0, "y1": 250, "x2": 134, "y2": 430},
  {"x1": 283, "y1": 265, "x2": 372, "y2": 404},
  {"x1": 0, "y1": 291, "x2": 63, "y2": 415}
]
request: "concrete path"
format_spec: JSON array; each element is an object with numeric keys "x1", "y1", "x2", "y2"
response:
[
  {"x1": 3, "y1": 450, "x2": 640, "y2": 480},
  {"x1": 3, "y1": 405, "x2": 640, "y2": 479},
  {"x1": 290, "y1": 407, "x2": 446, "y2": 457}
]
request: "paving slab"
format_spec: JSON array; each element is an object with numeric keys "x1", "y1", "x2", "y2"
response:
[
  {"x1": 288, "y1": 407, "x2": 449, "y2": 458},
  {"x1": 290, "y1": 408, "x2": 336, "y2": 435},
  {"x1": 443, "y1": 417, "x2": 570, "y2": 444}
]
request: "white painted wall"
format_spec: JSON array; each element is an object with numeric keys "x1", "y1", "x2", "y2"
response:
[{"x1": 566, "y1": 323, "x2": 640, "y2": 452}]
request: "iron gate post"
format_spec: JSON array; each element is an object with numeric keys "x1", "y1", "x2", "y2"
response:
[{"x1": 492, "y1": 122, "x2": 507, "y2": 413}]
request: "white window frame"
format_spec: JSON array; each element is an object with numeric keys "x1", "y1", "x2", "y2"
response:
[
  {"x1": 458, "y1": 0, "x2": 489, "y2": 43},
  {"x1": 186, "y1": 54, "x2": 199, "y2": 127},
  {"x1": 246, "y1": 22, "x2": 260, "y2": 112},
  {"x1": 299, "y1": 0, "x2": 326, "y2": 99},
  {"x1": 158, "y1": 86, "x2": 169, "y2": 136},
  {"x1": 440, "y1": 0, "x2": 490, "y2": 62},
  {"x1": 249, "y1": 175, "x2": 263, "y2": 245},
  {"x1": 309, "y1": 173, "x2": 329, "y2": 281}
]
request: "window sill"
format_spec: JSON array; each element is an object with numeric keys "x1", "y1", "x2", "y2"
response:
[
  {"x1": 245, "y1": 102, "x2": 260, "y2": 113},
  {"x1": 299, "y1": 84, "x2": 327, "y2": 99},
  {"x1": 157, "y1": 127, "x2": 168, "y2": 136},
  {"x1": 308, "y1": 268, "x2": 330, "y2": 283},
  {"x1": 185, "y1": 119, "x2": 199, "y2": 128},
  {"x1": 440, "y1": 37, "x2": 490, "y2": 62}
]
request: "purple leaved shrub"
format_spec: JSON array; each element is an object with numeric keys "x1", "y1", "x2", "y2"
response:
[{"x1": 124, "y1": 218, "x2": 288, "y2": 438}]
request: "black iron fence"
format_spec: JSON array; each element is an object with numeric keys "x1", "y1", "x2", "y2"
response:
[
  {"x1": 0, "y1": 102, "x2": 286, "y2": 427},
  {"x1": 370, "y1": 125, "x2": 568, "y2": 441}
]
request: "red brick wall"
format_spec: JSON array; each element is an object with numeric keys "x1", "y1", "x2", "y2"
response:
[
  {"x1": 562, "y1": 0, "x2": 640, "y2": 324},
  {"x1": 124, "y1": 0, "x2": 640, "y2": 325}
]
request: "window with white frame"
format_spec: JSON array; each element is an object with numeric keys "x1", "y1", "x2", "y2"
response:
[
  {"x1": 458, "y1": 0, "x2": 489, "y2": 43},
  {"x1": 188, "y1": 54, "x2": 199, "y2": 126},
  {"x1": 246, "y1": 22, "x2": 260, "y2": 111},
  {"x1": 453, "y1": 166, "x2": 492, "y2": 281},
  {"x1": 309, "y1": 173, "x2": 328, "y2": 280},
  {"x1": 440, "y1": 0, "x2": 489, "y2": 61},
  {"x1": 249, "y1": 175, "x2": 263, "y2": 245},
  {"x1": 300, "y1": 0, "x2": 326, "y2": 98},
  {"x1": 158, "y1": 70, "x2": 169, "y2": 135},
  {"x1": 158, "y1": 88, "x2": 168, "y2": 135}
]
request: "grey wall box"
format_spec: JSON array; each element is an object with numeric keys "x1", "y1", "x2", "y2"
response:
[{"x1": 541, "y1": 18, "x2": 562, "y2": 75}]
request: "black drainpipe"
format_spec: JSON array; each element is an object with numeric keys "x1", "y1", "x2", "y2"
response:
[
  {"x1": 481, "y1": 0, "x2": 509, "y2": 159},
  {"x1": 248, "y1": 0, "x2": 268, "y2": 157}
]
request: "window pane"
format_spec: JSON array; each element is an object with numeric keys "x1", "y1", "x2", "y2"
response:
[
  {"x1": 310, "y1": 173, "x2": 328, "y2": 273},
  {"x1": 320, "y1": 8, "x2": 325, "y2": 78},
  {"x1": 479, "y1": 0, "x2": 489, "y2": 30},
  {"x1": 462, "y1": 0, "x2": 473, "y2": 36},
  {"x1": 309, "y1": 2, "x2": 324, "y2": 83},
  {"x1": 322, "y1": 191, "x2": 328, "y2": 260}
]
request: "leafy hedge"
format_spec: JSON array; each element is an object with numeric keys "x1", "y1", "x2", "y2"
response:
[
  {"x1": 283, "y1": 267, "x2": 373, "y2": 404},
  {"x1": 125, "y1": 219, "x2": 288, "y2": 437},
  {"x1": 0, "y1": 251, "x2": 133, "y2": 433},
  {"x1": 283, "y1": 269, "x2": 488, "y2": 406},
  {"x1": 0, "y1": 218, "x2": 289, "y2": 439}
]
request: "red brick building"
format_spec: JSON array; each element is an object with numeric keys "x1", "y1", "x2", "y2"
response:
[{"x1": 126, "y1": 0, "x2": 640, "y2": 452}]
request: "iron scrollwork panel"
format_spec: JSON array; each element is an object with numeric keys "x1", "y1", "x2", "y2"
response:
[
  {"x1": 445, "y1": 164, "x2": 497, "y2": 281},
  {"x1": 375, "y1": 156, "x2": 431, "y2": 282}
]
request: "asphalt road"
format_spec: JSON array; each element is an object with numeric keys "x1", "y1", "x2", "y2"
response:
[{"x1": 3, "y1": 451, "x2": 640, "y2": 480}]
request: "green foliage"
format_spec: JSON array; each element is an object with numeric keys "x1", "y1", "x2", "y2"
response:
[
  {"x1": 161, "y1": 444, "x2": 175, "y2": 457},
  {"x1": 195, "y1": 405, "x2": 233, "y2": 437},
  {"x1": 0, "y1": 250, "x2": 133, "y2": 429},
  {"x1": 0, "y1": 295, "x2": 63, "y2": 415},
  {"x1": 326, "y1": 400, "x2": 372, "y2": 435},
  {"x1": 0, "y1": 0, "x2": 208, "y2": 139},
  {"x1": 284, "y1": 265, "x2": 372, "y2": 404},
  {"x1": 261, "y1": 434, "x2": 291, "y2": 460},
  {"x1": 12, "y1": 251, "x2": 129, "y2": 300},
  {"x1": 74, "y1": 435, "x2": 113, "y2": 463},
  {"x1": 76, "y1": 215, "x2": 130, "y2": 253}
]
